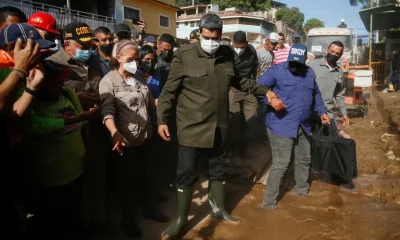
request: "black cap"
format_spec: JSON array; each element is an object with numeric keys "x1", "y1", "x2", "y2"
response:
[
  {"x1": 64, "y1": 22, "x2": 93, "y2": 45},
  {"x1": 190, "y1": 29, "x2": 200, "y2": 40},
  {"x1": 114, "y1": 23, "x2": 131, "y2": 35}
]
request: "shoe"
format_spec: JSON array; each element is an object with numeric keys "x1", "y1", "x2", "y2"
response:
[
  {"x1": 208, "y1": 181, "x2": 242, "y2": 225},
  {"x1": 161, "y1": 186, "x2": 193, "y2": 240},
  {"x1": 121, "y1": 220, "x2": 142, "y2": 238},
  {"x1": 337, "y1": 130, "x2": 351, "y2": 139},
  {"x1": 143, "y1": 209, "x2": 170, "y2": 223},
  {"x1": 261, "y1": 202, "x2": 277, "y2": 210}
]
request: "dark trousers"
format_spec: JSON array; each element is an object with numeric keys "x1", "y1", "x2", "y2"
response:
[
  {"x1": 227, "y1": 88, "x2": 259, "y2": 155},
  {"x1": 176, "y1": 130, "x2": 226, "y2": 187},
  {"x1": 30, "y1": 176, "x2": 84, "y2": 240},
  {"x1": 114, "y1": 143, "x2": 154, "y2": 222}
]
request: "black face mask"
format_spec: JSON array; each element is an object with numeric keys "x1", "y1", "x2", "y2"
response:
[
  {"x1": 326, "y1": 52, "x2": 340, "y2": 66},
  {"x1": 100, "y1": 43, "x2": 113, "y2": 56},
  {"x1": 288, "y1": 61, "x2": 306, "y2": 74},
  {"x1": 159, "y1": 50, "x2": 173, "y2": 63},
  {"x1": 140, "y1": 60, "x2": 155, "y2": 74}
]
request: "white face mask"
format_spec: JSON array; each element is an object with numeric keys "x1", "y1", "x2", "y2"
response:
[
  {"x1": 200, "y1": 37, "x2": 220, "y2": 54},
  {"x1": 123, "y1": 61, "x2": 137, "y2": 74},
  {"x1": 234, "y1": 47, "x2": 245, "y2": 56},
  {"x1": 49, "y1": 39, "x2": 61, "y2": 53}
]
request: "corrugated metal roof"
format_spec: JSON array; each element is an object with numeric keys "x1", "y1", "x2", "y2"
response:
[{"x1": 359, "y1": 3, "x2": 400, "y2": 31}]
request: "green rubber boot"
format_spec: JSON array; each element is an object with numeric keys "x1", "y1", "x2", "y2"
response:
[
  {"x1": 208, "y1": 181, "x2": 242, "y2": 225},
  {"x1": 161, "y1": 186, "x2": 193, "y2": 240}
]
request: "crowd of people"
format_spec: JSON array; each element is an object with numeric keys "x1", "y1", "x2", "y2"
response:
[{"x1": 0, "y1": 5, "x2": 353, "y2": 240}]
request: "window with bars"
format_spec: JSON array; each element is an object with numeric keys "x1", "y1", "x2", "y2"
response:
[
  {"x1": 124, "y1": 7, "x2": 140, "y2": 20},
  {"x1": 160, "y1": 15, "x2": 170, "y2": 28}
]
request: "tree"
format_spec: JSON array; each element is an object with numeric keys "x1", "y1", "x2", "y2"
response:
[
  {"x1": 304, "y1": 18, "x2": 325, "y2": 32},
  {"x1": 275, "y1": 7, "x2": 305, "y2": 31},
  {"x1": 211, "y1": 0, "x2": 272, "y2": 12}
]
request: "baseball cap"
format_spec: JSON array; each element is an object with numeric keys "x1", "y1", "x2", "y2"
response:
[
  {"x1": 64, "y1": 22, "x2": 93, "y2": 45},
  {"x1": 267, "y1": 32, "x2": 279, "y2": 43},
  {"x1": 288, "y1": 44, "x2": 307, "y2": 64},
  {"x1": 144, "y1": 35, "x2": 157, "y2": 43},
  {"x1": 114, "y1": 23, "x2": 131, "y2": 35},
  {"x1": 190, "y1": 29, "x2": 200, "y2": 40},
  {"x1": 0, "y1": 23, "x2": 56, "y2": 49}
]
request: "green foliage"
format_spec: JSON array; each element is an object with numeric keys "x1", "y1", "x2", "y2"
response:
[
  {"x1": 304, "y1": 18, "x2": 325, "y2": 31},
  {"x1": 211, "y1": 0, "x2": 272, "y2": 12},
  {"x1": 275, "y1": 7, "x2": 305, "y2": 31}
]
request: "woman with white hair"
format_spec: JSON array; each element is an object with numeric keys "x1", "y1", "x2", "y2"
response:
[{"x1": 99, "y1": 40, "x2": 169, "y2": 238}]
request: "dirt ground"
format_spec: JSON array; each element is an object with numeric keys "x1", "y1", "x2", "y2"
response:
[
  {"x1": 88, "y1": 87, "x2": 400, "y2": 240},
  {"x1": 182, "y1": 88, "x2": 400, "y2": 240}
]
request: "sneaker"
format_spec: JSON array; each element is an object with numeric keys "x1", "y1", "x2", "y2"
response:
[{"x1": 337, "y1": 130, "x2": 351, "y2": 139}]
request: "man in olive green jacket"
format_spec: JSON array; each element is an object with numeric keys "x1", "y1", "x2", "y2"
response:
[{"x1": 157, "y1": 13, "x2": 276, "y2": 240}]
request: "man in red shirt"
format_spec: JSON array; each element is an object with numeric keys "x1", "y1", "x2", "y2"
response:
[{"x1": 273, "y1": 33, "x2": 290, "y2": 65}]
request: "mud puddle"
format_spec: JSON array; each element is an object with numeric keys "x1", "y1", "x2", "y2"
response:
[{"x1": 184, "y1": 175, "x2": 400, "y2": 240}]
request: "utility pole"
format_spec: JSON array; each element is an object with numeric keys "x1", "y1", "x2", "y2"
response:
[{"x1": 375, "y1": 0, "x2": 380, "y2": 43}]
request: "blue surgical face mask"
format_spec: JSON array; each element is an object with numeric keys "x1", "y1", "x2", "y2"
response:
[{"x1": 70, "y1": 44, "x2": 91, "y2": 62}]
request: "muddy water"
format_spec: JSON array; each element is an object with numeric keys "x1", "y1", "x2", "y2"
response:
[{"x1": 184, "y1": 174, "x2": 400, "y2": 240}]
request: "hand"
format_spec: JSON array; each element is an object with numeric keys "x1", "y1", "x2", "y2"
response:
[
  {"x1": 266, "y1": 89, "x2": 277, "y2": 102},
  {"x1": 158, "y1": 124, "x2": 171, "y2": 142},
  {"x1": 111, "y1": 130, "x2": 125, "y2": 155},
  {"x1": 138, "y1": 18, "x2": 147, "y2": 32},
  {"x1": 77, "y1": 92, "x2": 99, "y2": 110},
  {"x1": 78, "y1": 104, "x2": 100, "y2": 121},
  {"x1": 13, "y1": 38, "x2": 40, "y2": 73},
  {"x1": 320, "y1": 114, "x2": 331, "y2": 125},
  {"x1": 342, "y1": 115, "x2": 350, "y2": 126},
  {"x1": 270, "y1": 98, "x2": 285, "y2": 111},
  {"x1": 26, "y1": 67, "x2": 44, "y2": 90},
  {"x1": 155, "y1": 98, "x2": 158, "y2": 107}
]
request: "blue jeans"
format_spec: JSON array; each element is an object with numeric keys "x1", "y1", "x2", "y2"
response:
[{"x1": 262, "y1": 127, "x2": 311, "y2": 209}]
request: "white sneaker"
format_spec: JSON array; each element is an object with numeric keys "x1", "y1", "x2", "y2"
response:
[{"x1": 338, "y1": 130, "x2": 351, "y2": 139}]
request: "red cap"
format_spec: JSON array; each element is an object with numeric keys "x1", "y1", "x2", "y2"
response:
[{"x1": 28, "y1": 12, "x2": 60, "y2": 35}]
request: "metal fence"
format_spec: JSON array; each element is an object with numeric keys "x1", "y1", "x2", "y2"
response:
[
  {"x1": 370, "y1": 61, "x2": 386, "y2": 83},
  {"x1": 1, "y1": 0, "x2": 115, "y2": 30}
]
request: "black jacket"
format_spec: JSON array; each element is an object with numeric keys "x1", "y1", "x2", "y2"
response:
[{"x1": 232, "y1": 44, "x2": 258, "y2": 80}]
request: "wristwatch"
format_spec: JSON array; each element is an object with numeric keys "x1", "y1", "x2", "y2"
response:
[{"x1": 25, "y1": 87, "x2": 39, "y2": 97}]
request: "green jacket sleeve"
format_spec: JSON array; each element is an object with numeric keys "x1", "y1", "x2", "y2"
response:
[
  {"x1": 157, "y1": 51, "x2": 184, "y2": 125},
  {"x1": 231, "y1": 75, "x2": 269, "y2": 96}
]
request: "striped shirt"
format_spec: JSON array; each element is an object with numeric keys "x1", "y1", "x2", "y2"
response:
[{"x1": 273, "y1": 46, "x2": 290, "y2": 65}]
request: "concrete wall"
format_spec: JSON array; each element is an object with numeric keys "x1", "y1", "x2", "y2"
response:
[
  {"x1": 120, "y1": 0, "x2": 177, "y2": 36},
  {"x1": 177, "y1": 23, "x2": 272, "y2": 44}
]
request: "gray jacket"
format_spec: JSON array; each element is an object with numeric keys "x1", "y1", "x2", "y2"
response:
[
  {"x1": 99, "y1": 70, "x2": 155, "y2": 147},
  {"x1": 308, "y1": 57, "x2": 347, "y2": 118}
]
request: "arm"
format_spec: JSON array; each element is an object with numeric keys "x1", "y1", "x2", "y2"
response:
[
  {"x1": 12, "y1": 67, "x2": 45, "y2": 117},
  {"x1": 334, "y1": 79, "x2": 348, "y2": 117},
  {"x1": 251, "y1": 60, "x2": 259, "y2": 80},
  {"x1": 0, "y1": 39, "x2": 40, "y2": 112},
  {"x1": 231, "y1": 75, "x2": 269, "y2": 96},
  {"x1": 313, "y1": 80, "x2": 327, "y2": 116},
  {"x1": 99, "y1": 77, "x2": 116, "y2": 125},
  {"x1": 157, "y1": 51, "x2": 184, "y2": 126}
]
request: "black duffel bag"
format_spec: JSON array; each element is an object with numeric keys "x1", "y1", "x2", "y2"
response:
[{"x1": 311, "y1": 124, "x2": 358, "y2": 179}]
